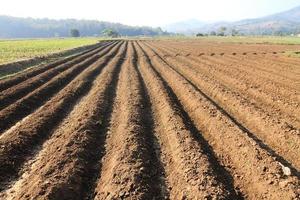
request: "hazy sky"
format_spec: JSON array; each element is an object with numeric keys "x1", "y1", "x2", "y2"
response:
[{"x1": 1, "y1": 0, "x2": 300, "y2": 26}]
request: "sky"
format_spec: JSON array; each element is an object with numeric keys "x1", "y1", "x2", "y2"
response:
[{"x1": 1, "y1": 0, "x2": 300, "y2": 27}]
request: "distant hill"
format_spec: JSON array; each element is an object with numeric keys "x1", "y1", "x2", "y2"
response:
[
  {"x1": 162, "y1": 19, "x2": 207, "y2": 34},
  {"x1": 163, "y1": 5, "x2": 300, "y2": 35},
  {"x1": 0, "y1": 16, "x2": 168, "y2": 38}
]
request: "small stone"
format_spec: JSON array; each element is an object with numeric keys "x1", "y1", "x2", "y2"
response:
[
  {"x1": 283, "y1": 167, "x2": 291, "y2": 176},
  {"x1": 279, "y1": 163, "x2": 292, "y2": 176}
]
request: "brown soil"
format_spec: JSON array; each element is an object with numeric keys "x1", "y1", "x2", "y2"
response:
[{"x1": 0, "y1": 40, "x2": 299, "y2": 200}]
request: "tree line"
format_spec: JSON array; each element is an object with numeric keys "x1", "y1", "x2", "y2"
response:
[
  {"x1": 196, "y1": 26, "x2": 300, "y2": 37},
  {"x1": 0, "y1": 16, "x2": 169, "y2": 38}
]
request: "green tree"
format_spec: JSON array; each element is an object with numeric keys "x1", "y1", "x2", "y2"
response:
[
  {"x1": 218, "y1": 26, "x2": 227, "y2": 36},
  {"x1": 70, "y1": 29, "x2": 80, "y2": 37},
  {"x1": 196, "y1": 33, "x2": 204, "y2": 37},
  {"x1": 210, "y1": 31, "x2": 217, "y2": 36},
  {"x1": 102, "y1": 29, "x2": 120, "y2": 38},
  {"x1": 231, "y1": 29, "x2": 239, "y2": 36}
]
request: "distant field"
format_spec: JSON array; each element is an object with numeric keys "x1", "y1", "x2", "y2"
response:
[
  {"x1": 159, "y1": 36, "x2": 300, "y2": 45},
  {"x1": 1, "y1": 37, "x2": 299, "y2": 65},
  {"x1": 199, "y1": 36, "x2": 300, "y2": 44},
  {"x1": 0, "y1": 38, "x2": 101, "y2": 64}
]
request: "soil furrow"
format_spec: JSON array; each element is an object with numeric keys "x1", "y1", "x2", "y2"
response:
[
  {"x1": 225, "y1": 54, "x2": 300, "y2": 76},
  {"x1": 136, "y1": 42, "x2": 239, "y2": 199},
  {"x1": 268, "y1": 55, "x2": 300, "y2": 69},
  {"x1": 0, "y1": 42, "x2": 128, "y2": 200},
  {"x1": 93, "y1": 42, "x2": 165, "y2": 199},
  {"x1": 0, "y1": 39, "x2": 299, "y2": 199},
  {"x1": 199, "y1": 55, "x2": 300, "y2": 107},
  {"x1": 155, "y1": 41, "x2": 300, "y2": 61},
  {"x1": 0, "y1": 42, "x2": 124, "y2": 191},
  {"x1": 216, "y1": 55, "x2": 299, "y2": 83},
  {"x1": 147, "y1": 42, "x2": 300, "y2": 120},
  {"x1": 0, "y1": 42, "x2": 119, "y2": 133},
  {"x1": 200, "y1": 55, "x2": 299, "y2": 91},
  {"x1": 144, "y1": 42, "x2": 300, "y2": 171},
  {"x1": 0, "y1": 41, "x2": 111, "y2": 92},
  {"x1": 0, "y1": 42, "x2": 114, "y2": 110},
  {"x1": 152, "y1": 41, "x2": 298, "y2": 83},
  {"x1": 138, "y1": 41, "x2": 300, "y2": 199},
  {"x1": 225, "y1": 52, "x2": 300, "y2": 71},
  {"x1": 152, "y1": 41, "x2": 299, "y2": 92},
  {"x1": 164, "y1": 42, "x2": 300, "y2": 79}
]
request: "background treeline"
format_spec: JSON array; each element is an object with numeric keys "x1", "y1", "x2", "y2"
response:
[{"x1": 0, "y1": 15, "x2": 169, "y2": 38}]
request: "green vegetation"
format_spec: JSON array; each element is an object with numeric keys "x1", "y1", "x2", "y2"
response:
[
  {"x1": 102, "y1": 29, "x2": 120, "y2": 38},
  {"x1": 0, "y1": 16, "x2": 169, "y2": 38},
  {"x1": 70, "y1": 29, "x2": 80, "y2": 37},
  {"x1": 196, "y1": 33, "x2": 205, "y2": 37},
  {"x1": 217, "y1": 27, "x2": 227, "y2": 36},
  {"x1": 0, "y1": 37, "x2": 101, "y2": 64}
]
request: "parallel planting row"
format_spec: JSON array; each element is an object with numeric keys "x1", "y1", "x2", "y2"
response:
[{"x1": 0, "y1": 40, "x2": 299, "y2": 199}]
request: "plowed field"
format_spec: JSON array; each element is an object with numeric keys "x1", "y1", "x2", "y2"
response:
[{"x1": 0, "y1": 40, "x2": 299, "y2": 199}]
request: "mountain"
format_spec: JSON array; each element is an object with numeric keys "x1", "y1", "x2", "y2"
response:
[
  {"x1": 0, "y1": 16, "x2": 168, "y2": 38},
  {"x1": 162, "y1": 19, "x2": 207, "y2": 34},
  {"x1": 163, "y1": 5, "x2": 300, "y2": 35}
]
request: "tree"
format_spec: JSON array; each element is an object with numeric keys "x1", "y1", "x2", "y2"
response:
[
  {"x1": 70, "y1": 29, "x2": 80, "y2": 37},
  {"x1": 196, "y1": 33, "x2": 204, "y2": 37},
  {"x1": 210, "y1": 31, "x2": 217, "y2": 36},
  {"x1": 218, "y1": 26, "x2": 227, "y2": 36},
  {"x1": 220, "y1": 27, "x2": 227, "y2": 32},
  {"x1": 102, "y1": 29, "x2": 120, "y2": 38},
  {"x1": 231, "y1": 29, "x2": 239, "y2": 36}
]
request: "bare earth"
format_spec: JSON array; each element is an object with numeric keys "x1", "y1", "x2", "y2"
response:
[{"x1": 0, "y1": 40, "x2": 299, "y2": 199}]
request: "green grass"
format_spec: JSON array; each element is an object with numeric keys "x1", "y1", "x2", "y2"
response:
[
  {"x1": 0, "y1": 37, "x2": 102, "y2": 65},
  {"x1": 156, "y1": 36, "x2": 300, "y2": 45}
]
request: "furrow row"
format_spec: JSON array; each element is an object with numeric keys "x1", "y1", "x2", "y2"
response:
[
  {"x1": 0, "y1": 42, "x2": 127, "y2": 199},
  {"x1": 0, "y1": 40, "x2": 299, "y2": 199},
  {"x1": 0, "y1": 41, "x2": 115, "y2": 110},
  {"x1": 138, "y1": 41, "x2": 300, "y2": 199},
  {"x1": 147, "y1": 41, "x2": 300, "y2": 121},
  {"x1": 0, "y1": 42, "x2": 120, "y2": 133},
  {"x1": 0, "y1": 41, "x2": 111, "y2": 92},
  {"x1": 0, "y1": 41, "x2": 125, "y2": 192},
  {"x1": 151, "y1": 42, "x2": 299, "y2": 91},
  {"x1": 93, "y1": 42, "x2": 164, "y2": 199},
  {"x1": 144, "y1": 42, "x2": 300, "y2": 172},
  {"x1": 135, "y1": 42, "x2": 240, "y2": 199}
]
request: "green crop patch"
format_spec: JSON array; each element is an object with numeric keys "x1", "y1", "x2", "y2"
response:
[{"x1": 0, "y1": 38, "x2": 101, "y2": 64}]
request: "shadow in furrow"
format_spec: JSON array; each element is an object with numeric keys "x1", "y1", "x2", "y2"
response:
[
  {"x1": 0, "y1": 42, "x2": 115, "y2": 111},
  {"x1": 137, "y1": 42, "x2": 243, "y2": 199},
  {"x1": 0, "y1": 42, "x2": 124, "y2": 191},
  {"x1": 146, "y1": 43, "x2": 300, "y2": 178},
  {"x1": 0, "y1": 41, "x2": 111, "y2": 92},
  {"x1": 0, "y1": 42, "x2": 119, "y2": 134},
  {"x1": 132, "y1": 42, "x2": 169, "y2": 199},
  {"x1": 81, "y1": 42, "x2": 128, "y2": 200}
]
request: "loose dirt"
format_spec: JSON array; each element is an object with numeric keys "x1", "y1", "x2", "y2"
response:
[{"x1": 0, "y1": 40, "x2": 299, "y2": 199}]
